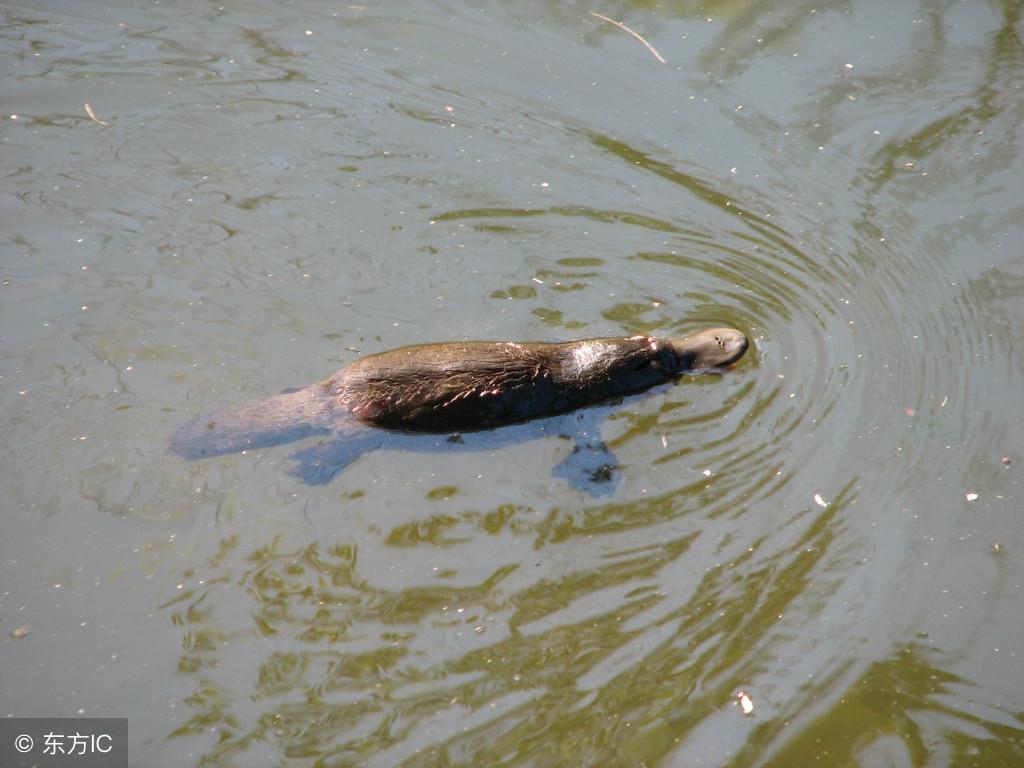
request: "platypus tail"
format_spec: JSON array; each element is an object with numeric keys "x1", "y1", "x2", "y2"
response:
[{"x1": 169, "y1": 383, "x2": 342, "y2": 459}]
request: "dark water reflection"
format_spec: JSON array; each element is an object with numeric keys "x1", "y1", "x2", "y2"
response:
[
  {"x1": 161, "y1": 485, "x2": 853, "y2": 766},
  {"x1": 2, "y1": 0, "x2": 1023, "y2": 766}
]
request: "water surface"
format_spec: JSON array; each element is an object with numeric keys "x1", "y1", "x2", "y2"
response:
[{"x1": 2, "y1": 1, "x2": 1023, "y2": 765}]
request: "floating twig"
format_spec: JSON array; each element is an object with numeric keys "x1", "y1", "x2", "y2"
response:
[
  {"x1": 84, "y1": 102, "x2": 109, "y2": 126},
  {"x1": 590, "y1": 11, "x2": 666, "y2": 64}
]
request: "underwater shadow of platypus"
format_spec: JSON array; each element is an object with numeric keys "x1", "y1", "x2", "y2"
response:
[{"x1": 170, "y1": 328, "x2": 749, "y2": 495}]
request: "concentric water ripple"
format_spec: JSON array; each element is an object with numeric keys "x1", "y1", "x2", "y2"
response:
[{"x1": 155, "y1": 138, "x2": 872, "y2": 763}]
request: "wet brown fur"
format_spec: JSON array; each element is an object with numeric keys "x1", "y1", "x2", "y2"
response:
[{"x1": 332, "y1": 338, "x2": 663, "y2": 431}]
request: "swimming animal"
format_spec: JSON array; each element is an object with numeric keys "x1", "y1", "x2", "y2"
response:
[{"x1": 170, "y1": 328, "x2": 749, "y2": 487}]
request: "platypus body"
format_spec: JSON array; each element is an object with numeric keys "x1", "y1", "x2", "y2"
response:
[
  {"x1": 336, "y1": 329, "x2": 748, "y2": 431},
  {"x1": 170, "y1": 328, "x2": 749, "y2": 480}
]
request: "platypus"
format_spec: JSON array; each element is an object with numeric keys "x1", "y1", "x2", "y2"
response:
[{"x1": 170, "y1": 328, "x2": 749, "y2": 478}]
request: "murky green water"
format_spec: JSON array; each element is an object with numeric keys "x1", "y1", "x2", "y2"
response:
[{"x1": 3, "y1": 1, "x2": 1023, "y2": 765}]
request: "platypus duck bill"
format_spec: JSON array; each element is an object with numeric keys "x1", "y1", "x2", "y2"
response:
[{"x1": 661, "y1": 327, "x2": 750, "y2": 372}]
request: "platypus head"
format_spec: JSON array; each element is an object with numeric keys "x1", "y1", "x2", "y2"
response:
[{"x1": 663, "y1": 327, "x2": 749, "y2": 372}]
